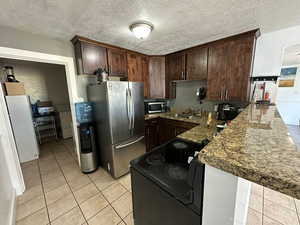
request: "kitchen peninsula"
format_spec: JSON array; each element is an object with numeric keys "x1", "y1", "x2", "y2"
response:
[{"x1": 145, "y1": 104, "x2": 300, "y2": 225}]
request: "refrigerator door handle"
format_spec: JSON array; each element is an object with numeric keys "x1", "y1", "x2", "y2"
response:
[
  {"x1": 129, "y1": 88, "x2": 135, "y2": 131},
  {"x1": 115, "y1": 136, "x2": 144, "y2": 150},
  {"x1": 126, "y1": 88, "x2": 132, "y2": 131}
]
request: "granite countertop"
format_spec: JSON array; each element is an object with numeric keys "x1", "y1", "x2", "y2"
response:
[
  {"x1": 144, "y1": 112, "x2": 217, "y2": 143},
  {"x1": 145, "y1": 112, "x2": 203, "y2": 124},
  {"x1": 198, "y1": 104, "x2": 300, "y2": 199}
]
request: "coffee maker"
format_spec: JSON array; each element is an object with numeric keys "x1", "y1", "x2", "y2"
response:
[{"x1": 217, "y1": 103, "x2": 239, "y2": 121}]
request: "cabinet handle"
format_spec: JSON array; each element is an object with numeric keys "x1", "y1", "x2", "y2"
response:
[
  {"x1": 225, "y1": 89, "x2": 228, "y2": 100},
  {"x1": 181, "y1": 71, "x2": 184, "y2": 80}
]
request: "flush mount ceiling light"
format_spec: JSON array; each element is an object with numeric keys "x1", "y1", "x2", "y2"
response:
[{"x1": 129, "y1": 22, "x2": 153, "y2": 40}]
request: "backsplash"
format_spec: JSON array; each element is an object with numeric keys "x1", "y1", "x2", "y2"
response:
[
  {"x1": 169, "y1": 81, "x2": 214, "y2": 112},
  {"x1": 169, "y1": 81, "x2": 248, "y2": 113}
]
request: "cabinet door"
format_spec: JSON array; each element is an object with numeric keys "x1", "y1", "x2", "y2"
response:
[
  {"x1": 107, "y1": 48, "x2": 127, "y2": 77},
  {"x1": 145, "y1": 119, "x2": 159, "y2": 152},
  {"x1": 149, "y1": 56, "x2": 165, "y2": 99},
  {"x1": 158, "y1": 119, "x2": 176, "y2": 144},
  {"x1": 76, "y1": 41, "x2": 108, "y2": 75},
  {"x1": 127, "y1": 53, "x2": 142, "y2": 81},
  {"x1": 165, "y1": 52, "x2": 185, "y2": 98},
  {"x1": 186, "y1": 47, "x2": 208, "y2": 81},
  {"x1": 174, "y1": 126, "x2": 188, "y2": 136},
  {"x1": 141, "y1": 56, "x2": 150, "y2": 98},
  {"x1": 226, "y1": 37, "x2": 254, "y2": 101},
  {"x1": 207, "y1": 43, "x2": 229, "y2": 100}
]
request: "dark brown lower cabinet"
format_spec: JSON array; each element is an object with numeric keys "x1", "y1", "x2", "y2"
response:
[
  {"x1": 145, "y1": 118, "x2": 160, "y2": 152},
  {"x1": 145, "y1": 118, "x2": 198, "y2": 152}
]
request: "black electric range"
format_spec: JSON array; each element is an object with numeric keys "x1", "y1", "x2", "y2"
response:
[{"x1": 130, "y1": 138, "x2": 209, "y2": 225}]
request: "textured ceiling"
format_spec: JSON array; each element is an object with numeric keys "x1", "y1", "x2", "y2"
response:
[{"x1": 0, "y1": 0, "x2": 300, "y2": 55}]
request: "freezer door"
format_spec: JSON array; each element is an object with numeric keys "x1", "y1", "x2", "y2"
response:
[
  {"x1": 113, "y1": 135, "x2": 145, "y2": 178},
  {"x1": 6, "y1": 95, "x2": 39, "y2": 163},
  {"x1": 107, "y1": 81, "x2": 131, "y2": 144},
  {"x1": 129, "y1": 82, "x2": 145, "y2": 138}
]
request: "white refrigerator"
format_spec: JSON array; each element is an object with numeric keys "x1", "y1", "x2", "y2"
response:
[{"x1": 6, "y1": 95, "x2": 39, "y2": 163}]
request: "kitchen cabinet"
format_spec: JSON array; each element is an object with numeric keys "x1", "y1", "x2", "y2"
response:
[
  {"x1": 127, "y1": 53, "x2": 150, "y2": 97},
  {"x1": 207, "y1": 33, "x2": 256, "y2": 102},
  {"x1": 73, "y1": 40, "x2": 108, "y2": 75},
  {"x1": 165, "y1": 47, "x2": 208, "y2": 98},
  {"x1": 145, "y1": 117, "x2": 198, "y2": 152},
  {"x1": 145, "y1": 118, "x2": 160, "y2": 152},
  {"x1": 186, "y1": 47, "x2": 208, "y2": 81},
  {"x1": 158, "y1": 118, "x2": 198, "y2": 145},
  {"x1": 149, "y1": 56, "x2": 165, "y2": 99},
  {"x1": 226, "y1": 37, "x2": 254, "y2": 101},
  {"x1": 165, "y1": 52, "x2": 185, "y2": 98},
  {"x1": 141, "y1": 56, "x2": 150, "y2": 98},
  {"x1": 107, "y1": 48, "x2": 127, "y2": 77},
  {"x1": 207, "y1": 42, "x2": 229, "y2": 100}
]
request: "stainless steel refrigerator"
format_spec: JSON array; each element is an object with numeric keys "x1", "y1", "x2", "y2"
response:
[
  {"x1": 6, "y1": 95, "x2": 39, "y2": 163},
  {"x1": 87, "y1": 81, "x2": 145, "y2": 178}
]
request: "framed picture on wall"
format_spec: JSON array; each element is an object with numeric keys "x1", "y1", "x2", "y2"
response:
[
  {"x1": 280, "y1": 67, "x2": 297, "y2": 76},
  {"x1": 279, "y1": 67, "x2": 297, "y2": 87}
]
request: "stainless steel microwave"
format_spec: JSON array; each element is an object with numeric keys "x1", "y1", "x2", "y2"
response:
[{"x1": 144, "y1": 101, "x2": 167, "y2": 114}]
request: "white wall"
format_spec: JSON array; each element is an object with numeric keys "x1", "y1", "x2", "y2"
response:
[
  {"x1": 253, "y1": 25, "x2": 300, "y2": 125},
  {"x1": 0, "y1": 135, "x2": 15, "y2": 225},
  {"x1": 276, "y1": 64, "x2": 300, "y2": 125},
  {"x1": 0, "y1": 25, "x2": 74, "y2": 58},
  {"x1": 0, "y1": 58, "x2": 70, "y2": 107}
]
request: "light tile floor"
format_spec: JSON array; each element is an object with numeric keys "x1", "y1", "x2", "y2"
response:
[
  {"x1": 247, "y1": 183, "x2": 300, "y2": 225},
  {"x1": 18, "y1": 125, "x2": 300, "y2": 225},
  {"x1": 17, "y1": 139, "x2": 133, "y2": 225}
]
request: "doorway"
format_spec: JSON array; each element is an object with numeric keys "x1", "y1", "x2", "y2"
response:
[
  {"x1": 0, "y1": 46, "x2": 79, "y2": 195},
  {"x1": 277, "y1": 44, "x2": 300, "y2": 148},
  {"x1": 1, "y1": 58, "x2": 76, "y2": 158}
]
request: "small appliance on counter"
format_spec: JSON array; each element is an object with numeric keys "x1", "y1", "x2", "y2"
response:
[
  {"x1": 75, "y1": 102, "x2": 98, "y2": 173},
  {"x1": 144, "y1": 99, "x2": 168, "y2": 114},
  {"x1": 217, "y1": 103, "x2": 239, "y2": 121},
  {"x1": 130, "y1": 138, "x2": 209, "y2": 225}
]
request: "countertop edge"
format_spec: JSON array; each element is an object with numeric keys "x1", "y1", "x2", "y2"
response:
[{"x1": 199, "y1": 152, "x2": 300, "y2": 199}]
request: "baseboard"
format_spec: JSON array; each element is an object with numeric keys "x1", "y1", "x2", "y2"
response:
[{"x1": 8, "y1": 189, "x2": 16, "y2": 225}]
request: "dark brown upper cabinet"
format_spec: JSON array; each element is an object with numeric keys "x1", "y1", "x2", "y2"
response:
[
  {"x1": 207, "y1": 42, "x2": 229, "y2": 101},
  {"x1": 226, "y1": 36, "x2": 255, "y2": 101},
  {"x1": 207, "y1": 33, "x2": 256, "y2": 102},
  {"x1": 107, "y1": 48, "x2": 127, "y2": 77},
  {"x1": 186, "y1": 47, "x2": 208, "y2": 81},
  {"x1": 165, "y1": 52, "x2": 185, "y2": 98},
  {"x1": 127, "y1": 53, "x2": 150, "y2": 98},
  {"x1": 73, "y1": 40, "x2": 108, "y2": 75},
  {"x1": 141, "y1": 56, "x2": 150, "y2": 98},
  {"x1": 149, "y1": 56, "x2": 165, "y2": 99}
]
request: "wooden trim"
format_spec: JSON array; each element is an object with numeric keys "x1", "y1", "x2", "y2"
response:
[
  {"x1": 165, "y1": 29, "x2": 260, "y2": 56},
  {"x1": 71, "y1": 35, "x2": 147, "y2": 56},
  {"x1": 71, "y1": 29, "x2": 260, "y2": 57}
]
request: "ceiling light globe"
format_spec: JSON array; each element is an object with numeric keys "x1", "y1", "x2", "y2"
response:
[{"x1": 130, "y1": 23, "x2": 153, "y2": 40}]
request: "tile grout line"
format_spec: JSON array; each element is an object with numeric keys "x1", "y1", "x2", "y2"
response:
[
  {"x1": 90, "y1": 177, "x2": 130, "y2": 224},
  {"x1": 262, "y1": 187, "x2": 264, "y2": 225},
  {"x1": 52, "y1": 142, "x2": 89, "y2": 225},
  {"x1": 294, "y1": 199, "x2": 300, "y2": 225},
  {"x1": 37, "y1": 148, "x2": 52, "y2": 225}
]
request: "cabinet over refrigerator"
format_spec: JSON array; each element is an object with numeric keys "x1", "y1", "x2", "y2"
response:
[{"x1": 88, "y1": 81, "x2": 145, "y2": 178}]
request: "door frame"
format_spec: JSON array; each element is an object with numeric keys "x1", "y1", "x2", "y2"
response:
[{"x1": 0, "y1": 46, "x2": 80, "y2": 195}]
